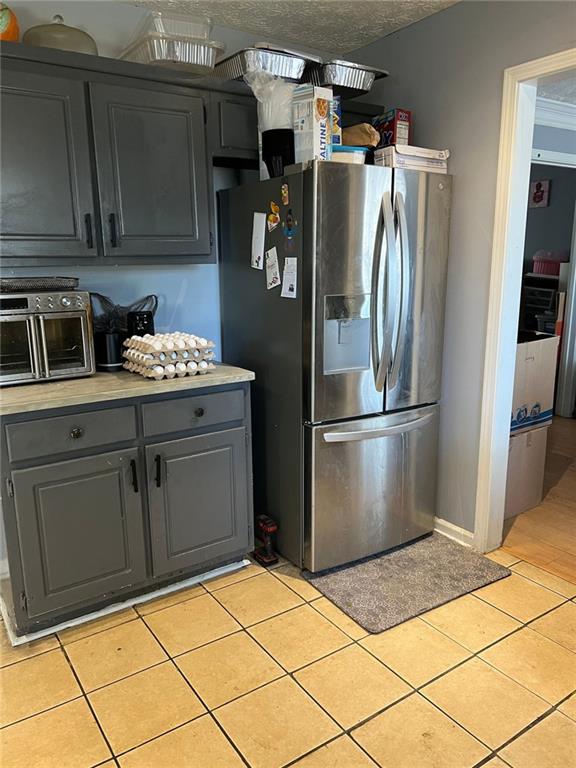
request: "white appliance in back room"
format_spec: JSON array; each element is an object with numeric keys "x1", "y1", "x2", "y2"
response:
[{"x1": 220, "y1": 161, "x2": 452, "y2": 571}]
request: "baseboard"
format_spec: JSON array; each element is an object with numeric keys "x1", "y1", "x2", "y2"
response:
[{"x1": 434, "y1": 517, "x2": 475, "y2": 547}]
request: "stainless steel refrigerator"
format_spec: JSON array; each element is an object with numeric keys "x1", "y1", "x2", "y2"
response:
[{"x1": 220, "y1": 161, "x2": 451, "y2": 572}]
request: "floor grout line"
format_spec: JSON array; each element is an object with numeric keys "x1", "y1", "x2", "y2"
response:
[
  {"x1": 58, "y1": 637, "x2": 117, "y2": 764},
  {"x1": 134, "y1": 618, "x2": 252, "y2": 768}
]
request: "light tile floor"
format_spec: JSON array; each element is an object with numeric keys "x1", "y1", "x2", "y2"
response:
[
  {"x1": 502, "y1": 416, "x2": 576, "y2": 582},
  {"x1": 1, "y1": 551, "x2": 575, "y2": 768}
]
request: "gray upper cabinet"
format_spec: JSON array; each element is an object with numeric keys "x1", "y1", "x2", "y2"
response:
[
  {"x1": 0, "y1": 68, "x2": 96, "y2": 259},
  {"x1": 209, "y1": 94, "x2": 257, "y2": 160},
  {"x1": 12, "y1": 448, "x2": 146, "y2": 619},
  {"x1": 90, "y1": 83, "x2": 210, "y2": 257},
  {"x1": 147, "y1": 427, "x2": 249, "y2": 576}
]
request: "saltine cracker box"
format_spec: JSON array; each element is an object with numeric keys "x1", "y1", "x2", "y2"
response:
[
  {"x1": 292, "y1": 85, "x2": 333, "y2": 164},
  {"x1": 511, "y1": 332, "x2": 560, "y2": 433}
]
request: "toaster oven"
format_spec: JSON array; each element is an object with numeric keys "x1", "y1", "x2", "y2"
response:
[{"x1": 0, "y1": 291, "x2": 95, "y2": 386}]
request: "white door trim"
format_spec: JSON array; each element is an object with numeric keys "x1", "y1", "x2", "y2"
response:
[{"x1": 473, "y1": 48, "x2": 576, "y2": 553}]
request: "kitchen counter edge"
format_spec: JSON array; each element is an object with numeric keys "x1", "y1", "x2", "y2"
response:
[{"x1": 0, "y1": 366, "x2": 255, "y2": 416}]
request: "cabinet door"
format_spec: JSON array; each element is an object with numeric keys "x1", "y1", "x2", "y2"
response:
[
  {"x1": 90, "y1": 83, "x2": 210, "y2": 257},
  {"x1": 12, "y1": 449, "x2": 146, "y2": 619},
  {"x1": 209, "y1": 94, "x2": 257, "y2": 160},
  {"x1": 0, "y1": 67, "x2": 96, "y2": 259},
  {"x1": 147, "y1": 428, "x2": 249, "y2": 576}
]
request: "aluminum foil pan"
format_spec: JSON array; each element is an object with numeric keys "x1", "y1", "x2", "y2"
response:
[
  {"x1": 214, "y1": 47, "x2": 310, "y2": 82},
  {"x1": 121, "y1": 34, "x2": 224, "y2": 73},
  {"x1": 0, "y1": 276, "x2": 79, "y2": 293},
  {"x1": 305, "y1": 60, "x2": 389, "y2": 98}
]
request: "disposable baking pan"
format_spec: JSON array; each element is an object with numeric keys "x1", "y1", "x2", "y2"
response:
[
  {"x1": 121, "y1": 34, "x2": 224, "y2": 73},
  {"x1": 214, "y1": 47, "x2": 312, "y2": 82},
  {"x1": 304, "y1": 60, "x2": 389, "y2": 98}
]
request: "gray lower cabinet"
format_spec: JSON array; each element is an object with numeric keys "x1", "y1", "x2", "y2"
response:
[
  {"x1": 0, "y1": 68, "x2": 96, "y2": 259},
  {"x1": 1, "y1": 382, "x2": 253, "y2": 635},
  {"x1": 90, "y1": 82, "x2": 210, "y2": 257},
  {"x1": 12, "y1": 448, "x2": 146, "y2": 619},
  {"x1": 147, "y1": 428, "x2": 249, "y2": 576}
]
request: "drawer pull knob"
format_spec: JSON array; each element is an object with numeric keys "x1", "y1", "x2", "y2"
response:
[
  {"x1": 70, "y1": 427, "x2": 84, "y2": 440},
  {"x1": 194, "y1": 407, "x2": 205, "y2": 418}
]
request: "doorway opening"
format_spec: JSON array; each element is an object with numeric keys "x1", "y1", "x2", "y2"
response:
[
  {"x1": 501, "y1": 78, "x2": 576, "y2": 571},
  {"x1": 473, "y1": 50, "x2": 576, "y2": 568}
]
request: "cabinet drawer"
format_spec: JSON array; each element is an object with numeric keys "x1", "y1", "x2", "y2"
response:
[
  {"x1": 142, "y1": 389, "x2": 244, "y2": 437},
  {"x1": 6, "y1": 406, "x2": 137, "y2": 462}
]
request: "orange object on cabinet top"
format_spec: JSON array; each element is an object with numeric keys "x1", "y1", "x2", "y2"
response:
[{"x1": 0, "y1": 3, "x2": 19, "y2": 41}]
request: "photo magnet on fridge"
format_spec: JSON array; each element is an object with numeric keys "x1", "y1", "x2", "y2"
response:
[
  {"x1": 281, "y1": 183, "x2": 289, "y2": 206},
  {"x1": 281, "y1": 257, "x2": 298, "y2": 299},
  {"x1": 266, "y1": 247, "x2": 281, "y2": 289},
  {"x1": 251, "y1": 212, "x2": 266, "y2": 269}
]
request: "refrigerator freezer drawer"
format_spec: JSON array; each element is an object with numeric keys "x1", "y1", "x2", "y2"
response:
[{"x1": 304, "y1": 404, "x2": 439, "y2": 572}]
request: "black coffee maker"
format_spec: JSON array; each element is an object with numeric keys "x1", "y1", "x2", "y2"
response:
[{"x1": 91, "y1": 294, "x2": 158, "y2": 372}]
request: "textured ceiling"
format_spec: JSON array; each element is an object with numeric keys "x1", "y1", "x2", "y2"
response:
[
  {"x1": 538, "y1": 71, "x2": 576, "y2": 105},
  {"x1": 131, "y1": 0, "x2": 458, "y2": 54}
]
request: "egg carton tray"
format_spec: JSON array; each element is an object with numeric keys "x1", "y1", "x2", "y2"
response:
[
  {"x1": 123, "y1": 361, "x2": 216, "y2": 379},
  {"x1": 123, "y1": 347, "x2": 215, "y2": 368}
]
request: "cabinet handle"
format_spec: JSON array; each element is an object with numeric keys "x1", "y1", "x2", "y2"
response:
[
  {"x1": 155, "y1": 454, "x2": 162, "y2": 488},
  {"x1": 194, "y1": 407, "x2": 205, "y2": 418},
  {"x1": 109, "y1": 212, "x2": 118, "y2": 248},
  {"x1": 130, "y1": 459, "x2": 139, "y2": 493},
  {"x1": 70, "y1": 426, "x2": 84, "y2": 440},
  {"x1": 84, "y1": 213, "x2": 94, "y2": 249}
]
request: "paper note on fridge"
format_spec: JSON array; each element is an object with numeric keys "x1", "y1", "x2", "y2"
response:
[
  {"x1": 251, "y1": 212, "x2": 266, "y2": 269},
  {"x1": 281, "y1": 257, "x2": 298, "y2": 298},
  {"x1": 266, "y1": 247, "x2": 281, "y2": 289}
]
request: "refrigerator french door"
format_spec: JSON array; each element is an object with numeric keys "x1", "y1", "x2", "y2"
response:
[
  {"x1": 310, "y1": 163, "x2": 451, "y2": 422},
  {"x1": 220, "y1": 161, "x2": 452, "y2": 571}
]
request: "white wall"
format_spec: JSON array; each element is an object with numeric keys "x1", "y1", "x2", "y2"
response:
[{"x1": 350, "y1": 1, "x2": 576, "y2": 533}]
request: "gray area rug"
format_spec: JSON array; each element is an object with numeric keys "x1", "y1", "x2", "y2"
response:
[{"x1": 303, "y1": 533, "x2": 510, "y2": 633}]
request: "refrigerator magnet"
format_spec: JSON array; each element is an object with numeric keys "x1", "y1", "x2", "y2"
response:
[
  {"x1": 281, "y1": 257, "x2": 297, "y2": 299},
  {"x1": 282, "y1": 209, "x2": 298, "y2": 240},
  {"x1": 265, "y1": 247, "x2": 281, "y2": 289},
  {"x1": 267, "y1": 201, "x2": 280, "y2": 232},
  {"x1": 251, "y1": 212, "x2": 266, "y2": 269},
  {"x1": 281, "y1": 183, "x2": 289, "y2": 206}
]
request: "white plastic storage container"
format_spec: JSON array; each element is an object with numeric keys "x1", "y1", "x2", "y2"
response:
[
  {"x1": 132, "y1": 11, "x2": 212, "y2": 40},
  {"x1": 332, "y1": 146, "x2": 369, "y2": 164}
]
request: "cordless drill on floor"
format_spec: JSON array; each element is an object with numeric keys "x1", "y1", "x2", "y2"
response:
[{"x1": 253, "y1": 515, "x2": 279, "y2": 566}]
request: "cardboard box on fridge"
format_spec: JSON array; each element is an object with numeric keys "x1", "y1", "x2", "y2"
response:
[
  {"x1": 511, "y1": 332, "x2": 560, "y2": 433},
  {"x1": 292, "y1": 85, "x2": 333, "y2": 164},
  {"x1": 372, "y1": 108, "x2": 412, "y2": 147},
  {"x1": 504, "y1": 424, "x2": 548, "y2": 519},
  {"x1": 374, "y1": 145, "x2": 450, "y2": 173}
]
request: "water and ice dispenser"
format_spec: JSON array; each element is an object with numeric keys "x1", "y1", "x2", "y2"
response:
[{"x1": 323, "y1": 294, "x2": 371, "y2": 375}]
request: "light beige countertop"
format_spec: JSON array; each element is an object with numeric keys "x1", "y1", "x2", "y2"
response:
[{"x1": 0, "y1": 365, "x2": 255, "y2": 417}]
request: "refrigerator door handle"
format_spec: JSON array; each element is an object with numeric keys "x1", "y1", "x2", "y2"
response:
[
  {"x1": 374, "y1": 191, "x2": 397, "y2": 392},
  {"x1": 389, "y1": 191, "x2": 410, "y2": 389},
  {"x1": 323, "y1": 412, "x2": 434, "y2": 442}
]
